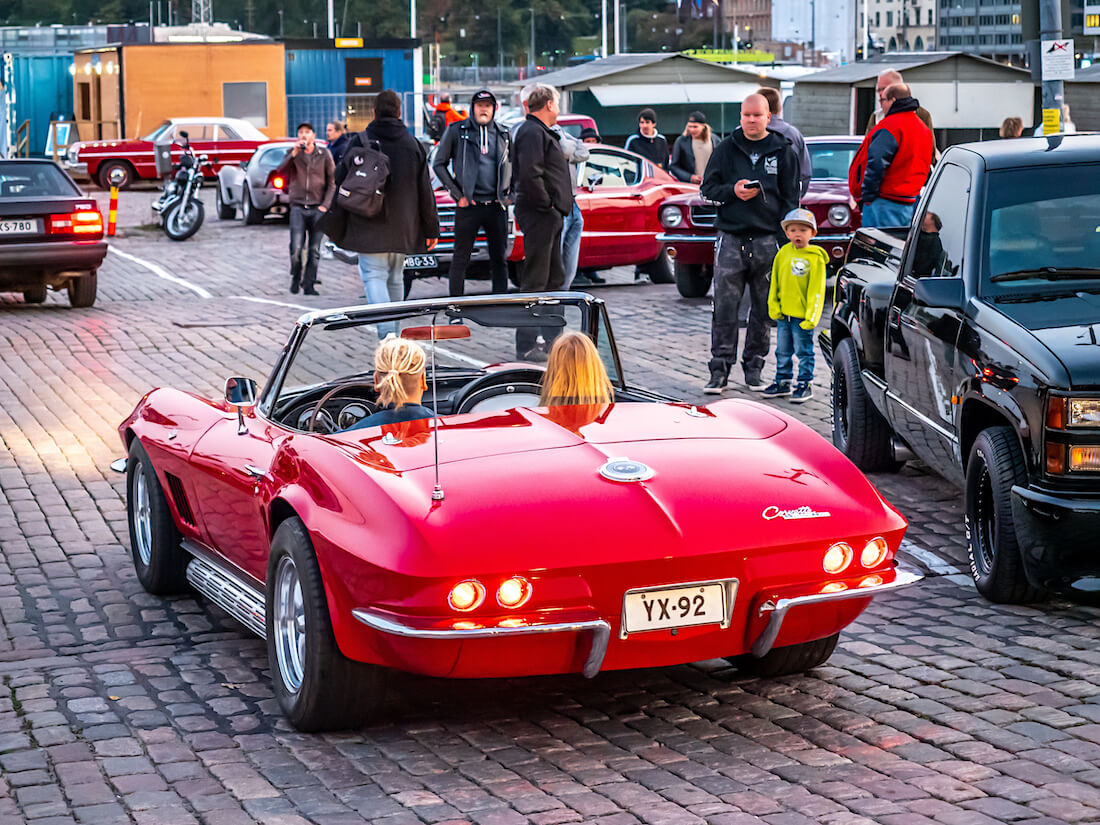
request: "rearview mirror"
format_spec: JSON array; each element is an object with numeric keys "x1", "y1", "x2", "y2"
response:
[
  {"x1": 913, "y1": 277, "x2": 964, "y2": 311},
  {"x1": 401, "y1": 324, "x2": 472, "y2": 341},
  {"x1": 225, "y1": 377, "x2": 258, "y2": 435}
]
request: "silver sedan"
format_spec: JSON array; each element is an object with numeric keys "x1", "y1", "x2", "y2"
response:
[{"x1": 214, "y1": 141, "x2": 298, "y2": 225}]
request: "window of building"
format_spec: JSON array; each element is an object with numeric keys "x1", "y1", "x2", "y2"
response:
[
  {"x1": 222, "y1": 82, "x2": 268, "y2": 128},
  {"x1": 876, "y1": 11, "x2": 881, "y2": 25},
  {"x1": 928, "y1": 8, "x2": 934, "y2": 23},
  {"x1": 887, "y1": 10, "x2": 893, "y2": 25}
]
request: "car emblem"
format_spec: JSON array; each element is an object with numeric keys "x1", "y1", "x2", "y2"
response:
[
  {"x1": 600, "y1": 458, "x2": 654, "y2": 483},
  {"x1": 761, "y1": 505, "x2": 831, "y2": 521}
]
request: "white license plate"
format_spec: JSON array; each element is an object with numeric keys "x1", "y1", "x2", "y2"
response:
[
  {"x1": 621, "y1": 581, "x2": 731, "y2": 635},
  {"x1": 404, "y1": 254, "x2": 438, "y2": 269},
  {"x1": 0, "y1": 219, "x2": 38, "y2": 235}
]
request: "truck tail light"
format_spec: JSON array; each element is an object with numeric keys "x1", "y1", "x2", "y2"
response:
[{"x1": 49, "y1": 210, "x2": 104, "y2": 236}]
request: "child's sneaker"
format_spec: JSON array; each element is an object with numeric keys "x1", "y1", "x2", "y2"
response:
[
  {"x1": 762, "y1": 381, "x2": 792, "y2": 398},
  {"x1": 791, "y1": 382, "x2": 813, "y2": 403}
]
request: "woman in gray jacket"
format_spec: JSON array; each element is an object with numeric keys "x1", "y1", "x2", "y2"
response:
[{"x1": 669, "y1": 111, "x2": 719, "y2": 184}]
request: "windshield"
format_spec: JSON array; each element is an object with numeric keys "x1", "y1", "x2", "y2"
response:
[
  {"x1": 143, "y1": 121, "x2": 173, "y2": 141},
  {"x1": 983, "y1": 164, "x2": 1100, "y2": 298},
  {"x1": 275, "y1": 301, "x2": 619, "y2": 405},
  {"x1": 809, "y1": 143, "x2": 858, "y2": 180},
  {"x1": 0, "y1": 162, "x2": 79, "y2": 197}
]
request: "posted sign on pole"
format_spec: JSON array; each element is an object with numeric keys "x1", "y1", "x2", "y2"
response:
[{"x1": 1041, "y1": 39, "x2": 1075, "y2": 81}]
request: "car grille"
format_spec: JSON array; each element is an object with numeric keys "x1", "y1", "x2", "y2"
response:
[
  {"x1": 690, "y1": 205, "x2": 717, "y2": 227},
  {"x1": 438, "y1": 206, "x2": 455, "y2": 239}
]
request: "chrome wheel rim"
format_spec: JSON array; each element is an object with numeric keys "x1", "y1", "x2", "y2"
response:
[
  {"x1": 273, "y1": 555, "x2": 306, "y2": 693},
  {"x1": 171, "y1": 203, "x2": 200, "y2": 233},
  {"x1": 242, "y1": 190, "x2": 252, "y2": 220},
  {"x1": 132, "y1": 461, "x2": 152, "y2": 566}
]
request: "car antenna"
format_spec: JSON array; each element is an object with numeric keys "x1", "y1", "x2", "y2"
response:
[{"x1": 429, "y1": 313, "x2": 444, "y2": 501}]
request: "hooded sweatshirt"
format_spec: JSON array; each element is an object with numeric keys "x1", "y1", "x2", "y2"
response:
[
  {"x1": 699, "y1": 127, "x2": 800, "y2": 237},
  {"x1": 768, "y1": 241, "x2": 829, "y2": 329}
]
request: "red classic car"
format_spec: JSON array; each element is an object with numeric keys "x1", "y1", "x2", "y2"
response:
[
  {"x1": 410, "y1": 144, "x2": 697, "y2": 292},
  {"x1": 65, "y1": 117, "x2": 271, "y2": 190},
  {"x1": 657, "y1": 136, "x2": 863, "y2": 297},
  {"x1": 116, "y1": 293, "x2": 920, "y2": 731}
]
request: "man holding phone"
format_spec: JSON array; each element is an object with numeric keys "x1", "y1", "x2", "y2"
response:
[
  {"x1": 275, "y1": 122, "x2": 335, "y2": 295},
  {"x1": 700, "y1": 93, "x2": 799, "y2": 394}
]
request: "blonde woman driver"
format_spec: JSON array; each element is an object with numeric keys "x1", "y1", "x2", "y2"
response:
[
  {"x1": 539, "y1": 332, "x2": 614, "y2": 407},
  {"x1": 348, "y1": 335, "x2": 434, "y2": 430}
]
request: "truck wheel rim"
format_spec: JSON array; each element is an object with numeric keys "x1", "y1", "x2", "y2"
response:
[
  {"x1": 132, "y1": 463, "x2": 153, "y2": 566},
  {"x1": 274, "y1": 556, "x2": 306, "y2": 693},
  {"x1": 974, "y1": 465, "x2": 995, "y2": 573}
]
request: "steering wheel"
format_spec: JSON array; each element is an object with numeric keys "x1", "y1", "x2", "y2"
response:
[
  {"x1": 453, "y1": 369, "x2": 546, "y2": 415},
  {"x1": 305, "y1": 382, "x2": 379, "y2": 432}
]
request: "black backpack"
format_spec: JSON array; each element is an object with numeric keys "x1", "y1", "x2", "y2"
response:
[
  {"x1": 336, "y1": 140, "x2": 390, "y2": 218},
  {"x1": 427, "y1": 109, "x2": 447, "y2": 142}
]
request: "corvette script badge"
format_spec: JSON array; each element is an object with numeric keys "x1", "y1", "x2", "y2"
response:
[{"x1": 762, "y1": 505, "x2": 831, "y2": 521}]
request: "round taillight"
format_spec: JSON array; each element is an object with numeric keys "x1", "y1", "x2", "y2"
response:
[
  {"x1": 272, "y1": 176, "x2": 285, "y2": 189},
  {"x1": 448, "y1": 580, "x2": 485, "y2": 612},
  {"x1": 497, "y1": 576, "x2": 532, "y2": 609},
  {"x1": 861, "y1": 537, "x2": 889, "y2": 568},
  {"x1": 823, "y1": 542, "x2": 854, "y2": 574}
]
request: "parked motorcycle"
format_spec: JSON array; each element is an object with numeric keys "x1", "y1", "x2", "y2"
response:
[{"x1": 152, "y1": 131, "x2": 209, "y2": 241}]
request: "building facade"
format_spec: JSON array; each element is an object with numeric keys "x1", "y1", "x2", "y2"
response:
[
  {"x1": 725, "y1": 0, "x2": 773, "y2": 49},
  {"x1": 771, "y1": 0, "x2": 858, "y2": 62},
  {"x1": 867, "y1": 0, "x2": 937, "y2": 52}
]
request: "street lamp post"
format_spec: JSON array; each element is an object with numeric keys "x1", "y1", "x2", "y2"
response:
[
  {"x1": 412, "y1": 0, "x2": 423, "y2": 135},
  {"x1": 614, "y1": 0, "x2": 621, "y2": 53},
  {"x1": 601, "y1": 0, "x2": 608, "y2": 57},
  {"x1": 529, "y1": 8, "x2": 536, "y2": 75},
  {"x1": 327, "y1": 0, "x2": 334, "y2": 37}
]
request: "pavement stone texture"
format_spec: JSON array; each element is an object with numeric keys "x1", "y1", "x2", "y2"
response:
[{"x1": 1, "y1": 187, "x2": 1100, "y2": 824}]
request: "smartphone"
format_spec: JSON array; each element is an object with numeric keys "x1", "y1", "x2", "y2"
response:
[{"x1": 743, "y1": 180, "x2": 761, "y2": 190}]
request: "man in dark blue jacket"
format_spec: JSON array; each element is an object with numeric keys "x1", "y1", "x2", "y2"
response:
[
  {"x1": 700, "y1": 93, "x2": 799, "y2": 394},
  {"x1": 432, "y1": 89, "x2": 513, "y2": 296}
]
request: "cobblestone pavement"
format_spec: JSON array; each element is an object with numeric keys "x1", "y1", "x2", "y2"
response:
[{"x1": 2, "y1": 188, "x2": 1100, "y2": 825}]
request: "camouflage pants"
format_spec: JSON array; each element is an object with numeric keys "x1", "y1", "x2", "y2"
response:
[{"x1": 710, "y1": 231, "x2": 778, "y2": 373}]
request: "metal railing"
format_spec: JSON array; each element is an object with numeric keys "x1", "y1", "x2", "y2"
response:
[{"x1": 14, "y1": 120, "x2": 29, "y2": 158}]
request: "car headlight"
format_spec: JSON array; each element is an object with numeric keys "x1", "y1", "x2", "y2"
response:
[
  {"x1": 827, "y1": 205, "x2": 850, "y2": 227},
  {"x1": 1069, "y1": 399, "x2": 1100, "y2": 427},
  {"x1": 1045, "y1": 396, "x2": 1100, "y2": 474},
  {"x1": 659, "y1": 205, "x2": 683, "y2": 229}
]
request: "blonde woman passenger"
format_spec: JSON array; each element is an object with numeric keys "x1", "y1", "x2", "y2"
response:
[
  {"x1": 348, "y1": 335, "x2": 434, "y2": 430},
  {"x1": 539, "y1": 332, "x2": 614, "y2": 407}
]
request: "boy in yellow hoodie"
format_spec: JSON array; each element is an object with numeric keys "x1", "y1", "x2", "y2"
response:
[{"x1": 763, "y1": 208, "x2": 828, "y2": 403}]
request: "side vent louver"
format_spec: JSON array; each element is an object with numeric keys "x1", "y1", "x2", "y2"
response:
[{"x1": 164, "y1": 473, "x2": 195, "y2": 526}]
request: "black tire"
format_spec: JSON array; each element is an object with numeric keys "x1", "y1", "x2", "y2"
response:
[
  {"x1": 67, "y1": 271, "x2": 97, "y2": 308},
  {"x1": 643, "y1": 250, "x2": 674, "y2": 284},
  {"x1": 22, "y1": 285, "x2": 47, "y2": 304},
  {"x1": 266, "y1": 517, "x2": 388, "y2": 731},
  {"x1": 125, "y1": 439, "x2": 188, "y2": 595},
  {"x1": 164, "y1": 201, "x2": 204, "y2": 241},
  {"x1": 215, "y1": 184, "x2": 236, "y2": 219},
  {"x1": 674, "y1": 262, "x2": 712, "y2": 298},
  {"x1": 831, "y1": 337, "x2": 901, "y2": 472},
  {"x1": 241, "y1": 186, "x2": 264, "y2": 225},
  {"x1": 97, "y1": 160, "x2": 134, "y2": 190},
  {"x1": 732, "y1": 633, "x2": 839, "y2": 678},
  {"x1": 965, "y1": 427, "x2": 1045, "y2": 604}
]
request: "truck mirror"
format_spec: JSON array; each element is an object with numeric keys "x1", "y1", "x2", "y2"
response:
[{"x1": 913, "y1": 277, "x2": 964, "y2": 311}]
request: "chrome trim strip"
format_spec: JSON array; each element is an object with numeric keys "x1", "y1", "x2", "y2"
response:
[
  {"x1": 750, "y1": 560, "x2": 923, "y2": 658},
  {"x1": 886, "y1": 390, "x2": 959, "y2": 444},
  {"x1": 657, "y1": 233, "x2": 716, "y2": 243},
  {"x1": 352, "y1": 607, "x2": 611, "y2": 678},
  {"x1": 185, "y1": 554, "x2": 267, "y2": 639},
  {"x1": 862, "y1": 370, "x2": 888, "y2": 391}
]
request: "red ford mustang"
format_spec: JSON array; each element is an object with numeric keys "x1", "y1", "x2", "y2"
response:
[
  {"x1": 116, "y1": 293, "x2": 919, "y2": 731},
  {"x1": 657, "y1": 136, "x2": 863, "y2": 297}
]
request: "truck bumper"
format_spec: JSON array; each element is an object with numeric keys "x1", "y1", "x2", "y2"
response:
[{"x1": 1012, "y1": 485, "x2": 1100, "y2": 594}]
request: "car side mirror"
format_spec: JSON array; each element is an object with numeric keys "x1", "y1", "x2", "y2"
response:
[
  {"x1": 225, "y1": 377, "x2": 258, "y2": 435},
  {"x1": 584, "y1": 172, "x2": 603, "y2": 192},
  {"x1": 913, "y1": 276, "x2": 964, "y2": 311},
  {"x1": 239, "y1": 160, "x2": 248, "y2": 170},
  {"x1": 179, "y1": 130, "x2": 189, "y2": 139}
]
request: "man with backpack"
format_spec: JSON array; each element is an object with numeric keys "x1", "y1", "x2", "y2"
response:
[
  {"x1": 428, "y1": 93, "x2": 466, "y2": 142},
  {"x1": 325, "y1": 90, "x2": 439, "y2": 338}
]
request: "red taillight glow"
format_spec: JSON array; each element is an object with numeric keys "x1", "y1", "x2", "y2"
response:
[
  {"x1": 448, "y1": 580, "x2": 485, "y2": 612},
  {"x1": 496, "y1": 576, "x2": 532, "y2": 609},
  {"x1": 823, "y1": 542, "x2": 854, "y2": 574},
  {"x1": 861, "y1": 537, "x2": 889, "y2": 568},
  {"x1": 272, "y1": 175, "x2": 286, "y2": 189},
  {"x1": 49, "y1": 210, "x2": 103, "y2": 235}
]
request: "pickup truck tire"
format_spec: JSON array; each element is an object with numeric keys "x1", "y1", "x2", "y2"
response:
[
  {"x1": 832, "y1": 337, "x2": 901, "y2": 472},
  {"x1": 67, "y1": 272, "x2": 97, "y2": 308},
  {"x1": 965, "y1": 427, "x2": 1044, "y2": 604},
  {"x1": 675, "y1": 262, "x2": 712, "y2": 298},
  {"x1": 731, "y1": 633, "x2": 839, "y2": 677}
]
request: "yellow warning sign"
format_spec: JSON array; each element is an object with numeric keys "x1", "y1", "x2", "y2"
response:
[
  {"x1": 335, "y1": 38, "x2": 363, "y2": 48},
  {"x1": 1042, "y1": 107, "x2": 1061, "y2": 135}
]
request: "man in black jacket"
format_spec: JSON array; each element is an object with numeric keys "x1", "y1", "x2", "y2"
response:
[
  {"x1": 625, "y1": 108, "x2": 669, "y2": 170},
  {"x1": 432, "y1": 89, "x2": 512, "y2": 296},
  {"x1": 512, "y1": 84, "x2": 573, "y2": 360},
  {"x1": 700, "y1": 93, "x2": 799, "y2": 393},
  {"x1": 326, "y1": 90, "x2": 439, "y2": 339}
]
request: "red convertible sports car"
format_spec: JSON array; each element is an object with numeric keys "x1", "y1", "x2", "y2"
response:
[
  {"x1": 116, "y1": 293, "x2": 920, "y2": 731},
  {"x1": 657, "y1": 136, "x2": 863, "y2": 297}
]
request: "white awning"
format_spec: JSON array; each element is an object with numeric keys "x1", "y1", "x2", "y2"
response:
[{"x1": 588, "y1": 82, "x2": 766, "y2": 107}]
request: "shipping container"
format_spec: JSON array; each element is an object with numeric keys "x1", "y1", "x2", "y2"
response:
[{"x1": 10, "y1": 54, "x2": 75, "y2": 156}]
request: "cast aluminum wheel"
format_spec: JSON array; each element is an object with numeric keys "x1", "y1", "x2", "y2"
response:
[
  {"x1": 273, "y1": 555, "x2": 306, "y2": 694},
  {"x1": 131, "y1": 463, "x2": 153, "y2": 566}
]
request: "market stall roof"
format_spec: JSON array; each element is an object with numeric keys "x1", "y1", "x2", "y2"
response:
[{"x1": 526, "y1": 53, "x2": 777, "y2": 91}]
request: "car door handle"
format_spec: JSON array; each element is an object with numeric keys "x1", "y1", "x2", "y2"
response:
[
  {"x1": 244, "y1": 465, "x2": 268, "y2": 479},
  {"x1": 889, "y1": 307, "x2": 902, "y2": 327},
  {"x1": 628, "y1": 193, "x2": 644, "y2": 199}
]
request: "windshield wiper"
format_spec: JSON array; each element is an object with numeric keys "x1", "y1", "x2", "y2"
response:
[
  {"x1": 991, "y1": 287, "x2": 1100, "y2": 303},
  {"x1": 990, "y1": 266, "x2": 1100, "y2": 283}
]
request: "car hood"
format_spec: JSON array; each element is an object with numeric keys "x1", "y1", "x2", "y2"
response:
[
  {"x1": 991, "y1": 295, "x2": 1100, "y2": 388},
  {"x1": 802, "y1": 180, "x2": 850, "y2": 204}
]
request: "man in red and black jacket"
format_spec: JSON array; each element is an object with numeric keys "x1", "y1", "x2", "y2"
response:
[{"x1": 849, "y1": 83, "x2": 934, "y2": 228}]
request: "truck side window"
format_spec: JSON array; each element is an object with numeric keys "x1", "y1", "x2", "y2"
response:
[{"x1": 910, "y1": 164, "x2": 970, "y2": 279}]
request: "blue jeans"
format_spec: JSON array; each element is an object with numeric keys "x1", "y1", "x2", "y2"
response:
[
  {"x1": 561, "y1": 201, "x2": 583, "y2": 289},
  {"x1": 861, "y1": 198, "x2": 915, "y2": 228},
  {"x1": 358, "y1": 252, "x2": 405, "y2": 339},
  {"x1": 775, "y1": 316, "x2": 815, "y2": 384},
  {"x1": 289, "y1": 204, "x2": 325, "y2": 289}
]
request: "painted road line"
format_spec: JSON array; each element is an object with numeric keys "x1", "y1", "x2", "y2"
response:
[{"x1": 108, "y1": 246, "x2": 213, "y2": 299}]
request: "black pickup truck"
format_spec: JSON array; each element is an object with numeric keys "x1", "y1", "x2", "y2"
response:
[{"x1": 822, "y1": 135, "x2": 1100, "y2": 604}]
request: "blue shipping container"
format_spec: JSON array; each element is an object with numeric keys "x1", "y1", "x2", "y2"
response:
[
  {"x1": 285, "y1": 46, "x2": 414, "y2": 132},
  {"x1": 11, "y1": 54, "x2": 75, "y2": 156}
]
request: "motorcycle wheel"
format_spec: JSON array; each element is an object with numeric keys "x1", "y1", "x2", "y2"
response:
[{"x1": 164, "y1": 200, "x2": 205, "y2": 241}]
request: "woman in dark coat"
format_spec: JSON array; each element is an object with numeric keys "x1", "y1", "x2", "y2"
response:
[{"x1": 669, "y1": 111, "x2": 719, "y2": 184}]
